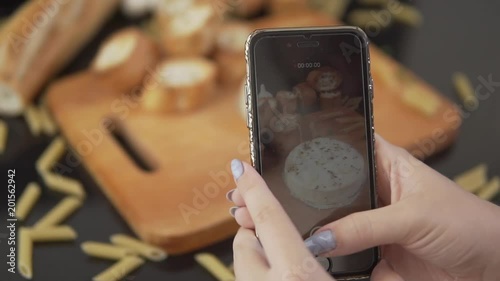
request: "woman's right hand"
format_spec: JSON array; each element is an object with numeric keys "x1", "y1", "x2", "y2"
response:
[{"x1": 304, "y1": 135, "x2": 500, "y2": 281}]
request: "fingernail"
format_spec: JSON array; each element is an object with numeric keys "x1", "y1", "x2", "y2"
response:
[
  {"x1": 304, "y1": 230, "x2": 336, "y2": 256},
  {"x1": 231, "y1": 159, "x2": 244, "y2": 181},
  {"x1": 229, "y1": 206, "x2": 239, "y2": 217},
  {"x1": 226, "y1": 189, "x2": 235, "y2": 202}
]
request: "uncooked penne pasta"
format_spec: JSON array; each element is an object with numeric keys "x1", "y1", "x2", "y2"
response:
[
  {"x1": 393, "y1": 4, "x2": 423, "y2": 27},
  {"x1": 195, "y1": 253, "x2": 235, "y2": 281},
  {"x1": 452, "y1": 72, "x2": 478, "y2": 111},
  {"x1": 110, "y1": 234, "x2": 167, "y2": 261},
  {"x1": 0, "y1": 119, "x2": 7, "y2": 153},
  {"x1": 34, "y1": 197, "x2": 82, "y2": 228},
  {"x1": 82, "y1": 242, "x2": 135, "y2": 260},
  {"x1": 30, "y1": 226, "x2": 77, "y2": 242},
  {"x1": 36, "y1": 137, "x2": 66, "y2": 174},
  {"x1": 401, "y1": 84, "x2": 441, "y2": 117},
  {"x1": 18, "y1": 228, "x2": 33, "y2": 280},
  {"x1": 24, "y1": 105, "x2": 43, "y2": 136},
  {"x1": 454, "y1": 163, "x2": 488, "y2": 193},
  {"x1": 42, "y1": 173, "x2": 86, "y2": 199},
  {"x1": 93, "y1": 256, "x2": 145, "y2": 281},
  {"x1": 347, "y1": 9, "x2": 392, "y2": 29},
  {"x1": 38, "y1": 104, "x2": 58, "y2": 136},
  {"x1": 477, "y1": 177, "x2": 500, "y2": 201},
  {"x1": 16, "y1": 182, "x2": 42, "y2": 221}
]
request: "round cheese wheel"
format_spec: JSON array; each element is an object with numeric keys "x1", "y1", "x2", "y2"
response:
[{"x1": 283, "y1": 137, "x2": 365, "y2": 209}]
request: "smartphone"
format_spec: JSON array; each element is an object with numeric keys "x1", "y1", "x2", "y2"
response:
[{"x1": 244, "y1": 26, "x2": 378, "y2": 279}]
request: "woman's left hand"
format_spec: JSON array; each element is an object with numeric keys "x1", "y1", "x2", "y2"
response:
[{"x1": 228, "y1": 159, "x2": 334, "y2": 281}]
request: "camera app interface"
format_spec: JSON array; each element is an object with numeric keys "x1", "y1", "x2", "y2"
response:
[{"x1": 253, "y1": 33, "x2": 375, "y2": 273}]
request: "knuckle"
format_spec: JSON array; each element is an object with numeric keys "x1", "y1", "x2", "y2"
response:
[{"x1": 347, "y1": 213, "x2": 374, "y2": 244}]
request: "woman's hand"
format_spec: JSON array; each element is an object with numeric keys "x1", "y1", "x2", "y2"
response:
[
  {"x1": 228, "y1": 159, "x2": 335, "y2": 281},
  {"x1": 229, "y1": 135, "x2": 500, "y2": 281}
]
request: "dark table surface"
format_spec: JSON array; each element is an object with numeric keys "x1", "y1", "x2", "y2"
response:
[{"x1": 1, "y1": 1, "x2": 499, "y2": 280}]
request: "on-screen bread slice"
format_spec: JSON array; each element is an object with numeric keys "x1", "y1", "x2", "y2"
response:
[
  {"x1": 214, "y1": 22, "x2": 252, "y2": 86},
  {"x1": 142, "y1": 58, "x2": 217, "y2": 113},
  {"x1": 155, "y1": 1, "x2": 218, "y2": 56},
  {"x1": 91, "y1": 28, "x2": 160, "y2": 94}
]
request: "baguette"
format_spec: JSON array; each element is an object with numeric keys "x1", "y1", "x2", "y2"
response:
[
  {"x1": 0, "y1": 0, "x2": 120, "y2": 116},
  {"x1": 90, "y1": 27, "x2": 160, "y2": 94},
  {"x1": 155, "y1": 1, "x2": 219, "y2": 56},
  {"x1": 214, "y1": 22, "x2": 252, "y2": 85},
  {"x1": 142, "y1": 57, "x2": 217, "y2": 113}
]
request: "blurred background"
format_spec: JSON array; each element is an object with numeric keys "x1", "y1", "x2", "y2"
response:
[{"x1": 0, "y1": 0, "x2": 499, "y2": 280}]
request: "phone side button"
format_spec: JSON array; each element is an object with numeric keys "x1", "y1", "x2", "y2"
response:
[{"x1": 315, "y1": 257, "x2": 331, "y2": 271}]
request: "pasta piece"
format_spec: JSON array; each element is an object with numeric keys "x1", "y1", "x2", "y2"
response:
[
  {"x1": 24, "y1": 105, "x2": 43, "y2": 136},
  {"x1": 477, "y1": 177, "x2": 500, "y2": 201},
  {"x1": 454, "y1": 163, "x2": 488, "y2": 193},
  {"x1": 16, "y1": 182, "x2": 42, "y2": 221},
  {"x1": 18, "y1": 228, "x2": 33, "y2": 279},
  {"x1": 82, "y1": 242, "x2": 135, "y2": 260},
  {"x1": 38, "y1": 104, "x2": 58, "y2": 136},
  {"x1": 42, "y1": 173, "x2": 86, "y2": 199},
  {"x1": 110, "y1": 234, "x2": 167, "y2": 261},
  {"x1": 0, "y1": 119, "x2": 7, "y2": 153},
  {"x1": 34, "y1": 197, "x2": 82, "y2": 228},
  {"x1": 347, "y1": 9, "x2": 393, "y2": 29},
  {"x1": 401, "y1": 83, "x2": 441, "y2": 117},
  {"x1": 195, "y1": 253, "x2": 235, "y2": 281},
  {"x1": 93, "y1": 256, "x2": 145, "y2": 281},
  {"x1": 452, "y1": 72, "x2": 478, "y2": 111},
  {"x1": 393, "y1": 4, "x2": 423, "y2": 27},
  {"x1": 30, "y1": 226, "x2": 77, "y2": 242},
  {"x1": 36, "y1": 137, "x2": 66, "y2": 174}
]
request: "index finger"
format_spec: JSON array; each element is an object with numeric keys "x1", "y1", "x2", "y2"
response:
[{"x1": 231, "y1": 159, "x2": 310, "y2": 266}]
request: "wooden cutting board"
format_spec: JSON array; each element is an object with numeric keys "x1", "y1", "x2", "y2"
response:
[{"x1": 46, "y1": 44, "x2": 461, "y2": 255}]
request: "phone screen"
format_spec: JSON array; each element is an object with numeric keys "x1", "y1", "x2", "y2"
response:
[{"x1": 251, "y1": 30, "x2": 377, "y2": 275}]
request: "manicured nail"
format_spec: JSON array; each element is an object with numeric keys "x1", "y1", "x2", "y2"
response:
[
  {"x1": 226, "y1": 189, "x2": 235, "y2": 202},
  {"x1": 304, "y1": 230, "x2": 336, "y2": 256},
  {"x1": 231, "y1": 159, "x2": 244, "y2": 181},
  {"x1": 229, "y1": 206, "x2": 239, "y2": 217}
]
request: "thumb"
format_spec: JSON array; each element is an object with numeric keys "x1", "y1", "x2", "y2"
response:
[{"x1": 305, "y1": 204, "x2": 410, "y2": 257}]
